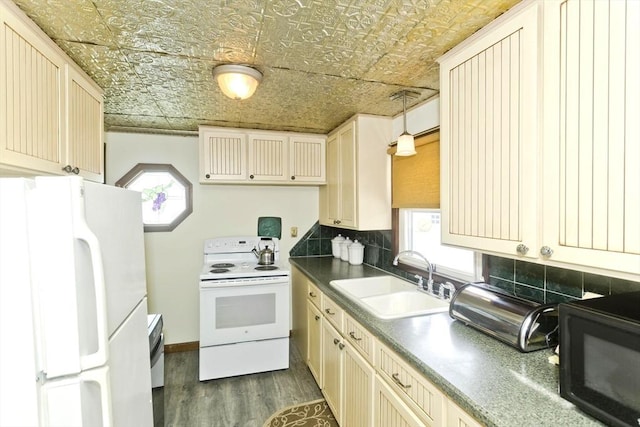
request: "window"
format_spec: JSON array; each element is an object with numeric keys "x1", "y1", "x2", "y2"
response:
[
  {"x1": 115, "y1": 163, "x2": 193, "y2": 232},
  {"x1": 398, "y1": 209, "x2": 480, "y2": 282}
]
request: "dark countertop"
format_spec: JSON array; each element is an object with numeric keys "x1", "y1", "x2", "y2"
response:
[{"x1": 289, "y1": 256, "x2": 602, "y2": 427}]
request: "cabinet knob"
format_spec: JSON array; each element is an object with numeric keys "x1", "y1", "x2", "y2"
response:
[
  {"x1": 72, "y1": 167, "x2": 80, "y2": 175},
  {"x1": 62, "y1": 165, "x2": 73, "y2": 173},
  {"x1": 333, "y1": 338, "x2": 340, "y2": 345},
  {"x1": 338, "y1": 343, "x2": 345, "y2": 350},
  {"x1": 325, "y1": 309, "x2": 335, "y2": 315},
  {"x1": 249, "y1": 174, "x2": 255, "y2": 179},
  {"x1": 333, "y1": 220, "x2": 341, "y2": 225},
  {"x1": 309, "y1": 292, "x2": 316, "y2": 298},
  {"x1": 205, "y1": 174, "x2": 211, "y2": 179},
  {"x1": 291, "y1": 175, "x2": 296, "y2": 180},
  {"x1": 540, "y1": 246, "x2": 554, "y2": 257},
  {"x1": 516, "y1": 244, "x2": 529, "y2": 255}
]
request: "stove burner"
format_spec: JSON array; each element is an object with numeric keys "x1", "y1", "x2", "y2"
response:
[
  {"x1": 209, "y1": 268, "x2": 230, "y2": 274},
  {"x1": 211, "y1": 263, "x2": 235, "y2": 268},
  {"x1": 255, "y1": 265, "x2": 279, "y2": 271}
]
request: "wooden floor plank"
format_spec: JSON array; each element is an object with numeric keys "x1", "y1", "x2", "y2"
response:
[{"x1": 164, "y1": 341, "x2": 323, "y2": 427}]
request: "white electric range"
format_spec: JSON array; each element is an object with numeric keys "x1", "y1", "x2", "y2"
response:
[{"x1": 198, "y1": 236, "x2": 291, "y2": 381}]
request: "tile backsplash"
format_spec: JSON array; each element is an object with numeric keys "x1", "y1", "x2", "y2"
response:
[
  {"x1": 289, "y1": 222, "x2": 420, "y2": 282},
  {"x1": 485, "y1": 255, "x2": 640, "y2": 303},
  {"x1": 289, "y1": 222, "x2": 640, "y2": 305}
]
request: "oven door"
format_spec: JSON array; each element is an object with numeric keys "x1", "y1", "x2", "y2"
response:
[{"x1": 199, "y1": 280, "x2": 290, "y2": 346}]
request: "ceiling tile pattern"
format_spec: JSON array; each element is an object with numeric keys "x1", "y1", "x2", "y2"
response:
[{"x1": 12, "y1": 0, "x2": 520, "y2": 134}]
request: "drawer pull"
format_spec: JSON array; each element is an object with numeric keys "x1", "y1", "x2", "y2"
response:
[
  {"x1": 309, "y1": 292, "x2": 317, "y2": 297},
  {"x1": 392, "y1": 373, "x2": 411, "y2": 389},
  {"x1": 325, "y1": 309, "x2": 335, "y2": 315},
  {"x1": 349, "y1": 331, "x2": 362, "y2": 341}
]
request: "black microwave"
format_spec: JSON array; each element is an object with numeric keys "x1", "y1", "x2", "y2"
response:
[{"x1": 559, "y1": 292, "x2": 640, "y2": 427}]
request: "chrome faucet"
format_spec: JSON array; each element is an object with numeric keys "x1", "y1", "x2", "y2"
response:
[{"x1": 392, "y1": 250, "x2": 434, "y2": 293}]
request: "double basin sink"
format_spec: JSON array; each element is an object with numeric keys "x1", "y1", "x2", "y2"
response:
[{"x1": 329, "y1": 275, "x2": 450, "y2": 320}]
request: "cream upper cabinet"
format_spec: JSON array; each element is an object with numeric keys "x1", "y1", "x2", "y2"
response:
[
  {"x1": 0, "y1": 1, "x2": 104, "y2": 182},
  {"x1": 199, "y1": 126, "x2": 326, "y2": 185},
  {"x1": 319, "y1": 114, "x2": 392, "y2": 230},
  {"x1": 289, "y1": 135, "x2": 326, "y2": 183},
  {"x1": 540, "y1": 0, "x2": 640, "y2": 276},
  {"x1": 66, "y1": 65, "x2": 104, "y2": 183},
  {"x1": 438, "y1": 0, "x2": 541, "y2": 259},
  {"x1": 200, "y1": 129, "x2": 248, "y2": 182},
  {"x1": 247, "y1": 133, "x2": 288, "y2": 182}
]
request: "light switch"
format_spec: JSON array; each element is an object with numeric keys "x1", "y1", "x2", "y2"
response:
[{"x1": 291, "y1": 226, "x2": 298, "y2": 237}]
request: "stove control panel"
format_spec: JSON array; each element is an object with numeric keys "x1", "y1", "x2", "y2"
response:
[{"x1": 204, "y1": 236, "x2": 279, "y2": 254}]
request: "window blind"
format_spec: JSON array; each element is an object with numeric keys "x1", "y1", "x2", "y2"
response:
[{"x1": 388, "y1": 130, "x2": 440, "y2": 209}]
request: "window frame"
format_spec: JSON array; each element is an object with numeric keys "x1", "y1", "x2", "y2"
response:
[{"x1": 391, "y1": 208, "x2": 482, "y2": 284}]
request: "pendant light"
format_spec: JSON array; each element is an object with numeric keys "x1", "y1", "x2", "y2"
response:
[
  {"x1": 212, "y1": 64, "x2": 263, "y2": 100},
  {"x1": 391, "y1": 90, "x2": 419, "y2": 156}
]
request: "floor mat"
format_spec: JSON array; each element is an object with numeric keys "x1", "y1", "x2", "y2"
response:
[{"x1": 263, "y1": 398, "x2": 338, "y2": 427}]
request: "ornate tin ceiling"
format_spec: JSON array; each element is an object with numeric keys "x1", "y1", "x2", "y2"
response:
[{"x1": 12, "y1": 0, "x2": 519, "y2": 134}]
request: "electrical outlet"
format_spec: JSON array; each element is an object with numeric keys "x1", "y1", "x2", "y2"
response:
[{"x1": 291, "y1": 226, "x2": 298, "y2": 237}]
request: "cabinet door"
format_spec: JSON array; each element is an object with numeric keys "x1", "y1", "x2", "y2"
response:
[
  {"x1": 374, "y1": 376, "x2": 426, "y2": 427},
  {"x1": 0, "y1": 5, "x2": 65, "y2": 175},
  {"x1": 307, "y1": 301, "x2": 323, "y2": 387},
  {"x1": 343, "y1": 341, "x2": 374, "y2": 427},
  {"x1": 446, "y1": 400, "x2": 482, "y2": 427},
  {"x1": 200, "y1": 131, "x2": 247, "y2": 182},
  {"x1": 289, "y1": 136, "x2": 326, "y2": 183},
  {"x1": 247, "y1": 134, "x2": 288, "y2": 182},
  {"x1": 337, "y1": 121, "x2": 356, "y2": 228},
  {"x1": 541, "y1": 0, "x2": 640, "y2": 275},
  {"x1": 321, "y1": 319, "x2": 342, "y2": 424},
  {"x1": 439, "y1": 2, "x2": 540, "y2": 258},
  {"x1": 66, "y1": 65, "x2": 103, "y2": 183},
  {"x1": 321, "y1": 132, "x2": 341, "y2": 226}
]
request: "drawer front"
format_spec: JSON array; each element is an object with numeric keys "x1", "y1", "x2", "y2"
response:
[
  {"x1": 344, "y1": 313, "x2": 374, "y2": 365},
  {"x1": 377, "y1": 342, "x2": 443, "y2": 426},
  {"x1": 307, "y1": 281, "x2": 322, "y2": 309},
  {"x1": 322, "y1": 295, "x2": 344, "y2": 332}
]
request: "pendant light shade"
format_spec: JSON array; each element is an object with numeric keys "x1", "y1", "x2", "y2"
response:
[
  {"x1": 391, "y1": 90, "x2": 419, "y2": 156},
  {"x1": 212, "y1": 65, "x2": 262, "y2": 100},
  {"x1": 396, "y1": 132, "x2": 416, "y2": 156}
]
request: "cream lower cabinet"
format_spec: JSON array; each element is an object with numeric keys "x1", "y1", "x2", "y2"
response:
[
  {"x1": 374, "y1": 376, "x2": 428, "y2": 427},
  {"x1": 319, "y1": 114, "x2": 392, "y2": 230},
  {"x1": 299, "y1": 274, "x2": 480, "y2": 427},
  {"x1": 322, "y1": 319, "x2": 343, "y2": 423},
  {"x1": 0, "y1": 1, "x2": 104, "y2": 182},
  {"x1": 307, "y1": 302, "x2": 323, "y2": 386}
]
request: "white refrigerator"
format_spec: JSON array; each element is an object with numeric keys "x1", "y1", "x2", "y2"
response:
[{"x1": 0, "y1": 176, "x2": 153, "y2": 426}]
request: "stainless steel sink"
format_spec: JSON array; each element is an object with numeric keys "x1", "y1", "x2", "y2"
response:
[{"x1": 329, "y1": 276, "x2": 449, "y2": 319}]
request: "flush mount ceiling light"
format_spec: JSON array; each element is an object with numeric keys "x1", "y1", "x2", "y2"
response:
[
  {"x1": 212, "y1": 64, "x2": 263, "y2": 100},
  {"x1": 391, "y1": 90, "x2": 420, "y2": 156}
]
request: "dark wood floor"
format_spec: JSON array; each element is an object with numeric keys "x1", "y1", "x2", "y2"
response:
[{"x1": 164, "y1": 342, "x2": 322, "y2": 427}]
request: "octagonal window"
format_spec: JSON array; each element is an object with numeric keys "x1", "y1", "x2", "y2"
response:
[{"x1": 116, "y1": 163, "x2": 193, "y2": 232}]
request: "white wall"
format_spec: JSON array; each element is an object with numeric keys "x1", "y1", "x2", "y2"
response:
[
  {"x1": 392, "y1": 95, "x2": 440, "y2": 139},
  {"x1": 105, "y1": 132, "x2": 319, "y2": 345}
]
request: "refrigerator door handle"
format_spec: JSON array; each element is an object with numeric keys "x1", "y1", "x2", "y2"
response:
[
  {"x1": 41, "y1": 366, "x2": 113, "y2": 427},
  {"x1": 72, "y1": 197, "x2": 110, "y2": 371}
]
